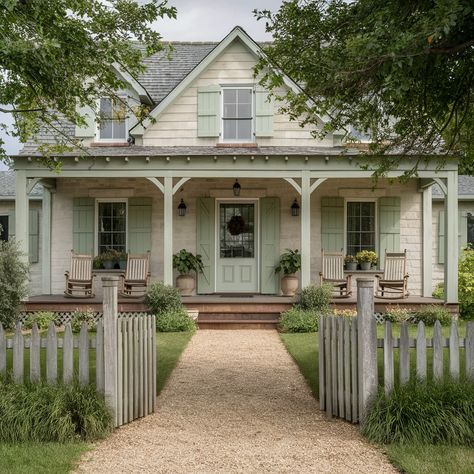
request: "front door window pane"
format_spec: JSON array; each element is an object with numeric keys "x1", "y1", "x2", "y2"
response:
[
  {"x1": 98, "y1": 202, "x2": 126, "y2": 255},
  {"x1": 220, "y1": 203, "x2": 255, "y2": 258},
  {"x1": 222, "y1": 88, "x2": 253, "y2": 141},
  {"x1": 346, "y1": 201, "x2": 375, "y2": 256}
]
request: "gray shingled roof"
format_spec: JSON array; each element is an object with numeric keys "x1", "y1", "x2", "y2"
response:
[
  {"x1": 432, "y1": 175, "x2": 474, "y2": 198},
  {"x1": 0, "y1": 171, "x2": 43, "y2": 198}
]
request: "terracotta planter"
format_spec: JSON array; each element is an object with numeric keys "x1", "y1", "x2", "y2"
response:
[
  {"x1": 281, "y1": 275, "x2": 299, "y2": 296},
  {"x1": 176, "y1": 274, "x2": 195, "y2": 296}
]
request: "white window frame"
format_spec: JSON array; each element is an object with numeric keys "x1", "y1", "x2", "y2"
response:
[
  {"x1": 95, "y1": 97, "x2": 128, "y2": 143},
  {"x1": 220, "y1": 86, "x2": 255, "y2": 143},
  {"x1": 94, "y1": 198, "x2": 128, "y2": 256},
  {"x1": 0, "y1": 213, "x2": 9, "y2": 242},
  {"x1": 344, "y1": 198, "x2": 378, "y2": 257}
]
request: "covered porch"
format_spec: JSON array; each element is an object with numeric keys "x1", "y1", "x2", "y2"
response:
[{"x1": 12, "y1": 147, "x2": 459, "y2": 305}]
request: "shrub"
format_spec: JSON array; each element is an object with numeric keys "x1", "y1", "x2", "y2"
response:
[
  {"x1": 275, "y1": 249, "x2": 301, "y2": 275},
  {"x1": 432, "y1": 282, "x2": 444, "y2": 299},
  {"x1": 155, "y1": 308, "x2": 196, "y2": 332},
  {"x1": 333, "y1": 308, "x2": 357, "y2": 318},
  {"x1": 383, "y1": 306, "x2": 414, "y2": 323},
  {"x1": 362, "y1": 378, "x2": 474, "y2": 446},
  {"x1": 299, "y1": 284, "x2": 332, "y2": 312},
  {"x1": 279, "y1": 307, "x2": 320, "y2": 333},
  {"x1": 145, "y1": 282, "x2": 183, "y2": 316},
  {"x1": 459, "y1": 249, "x2": 474, "y2": 320},
  {"x1": 0, "y1": 379, "x2": 112, "y2": 442},
  {"x1": 23, "y1": 311, "x2": 56, "y2": 330},
  {"x1": 413, "y1": 305, "x2": 451, "y2": 326},
  {"x1": 0, "y1": 239, "x2": 29, "y2": 330},
  {"x1": 71, "y1": 308, "x2": 96, "y2": 333}
]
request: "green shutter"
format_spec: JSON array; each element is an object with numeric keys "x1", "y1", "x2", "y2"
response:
[
  {"x1": 438, "y1": 210, "x2": 445, "y2": 264},
  {"x1": 321, "y1": 197, "x2": 344, "y2": 252},
  {"x1": 28, "y1": 209, "x2": 39, "y2": 263},
  {"x1": 128, "y1": 197, "x2": 152, "y2": 253},
  {"x1": 8, "y1": 210, "x2": 15, "y2": 239},
  {"x1": 73, "y1": 197, "x2": 94, "y2": 254},
  {"x1": 75, "y1": 103, "x2": 96, "y2": 138},
  {"x1": 196, "y1": 197, "x2": 215, "y2": 294},
  {"x1": 255, "y1": 88, "x2": 273, "y2": 137},
  {"x1": 459, "y1": 210, "x2": 468, "y2": 251},
  {"x1": 260, "y1": 197, "x2": 280, "y2": 294},
  {"x1": 378, "y1": 197, "x2": 401, "y2": 267},
  {"x1": 197, "y1": 86, "x2": 220, "y2": 137}
]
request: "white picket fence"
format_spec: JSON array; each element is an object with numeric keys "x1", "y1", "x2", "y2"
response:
[
  {"x1": 319, "y1": 278, "x2": 474, "y2": 424},
  {"x1": 1, "y1": 277, "x2": 156, "y2": 428}
]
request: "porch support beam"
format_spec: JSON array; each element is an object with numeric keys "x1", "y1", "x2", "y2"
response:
[
  {"x1": 163, "y1": 177, "x2": 173, "y2": 286},
  {"x1": 284, "y1": 178, "x2": 301, "y2": 195},
  {"x1": 444, "y1": 171, "x2": 458, "y2": 304},
  {"x1": 147, "y1": 177, "x2": 164, "y2": 193},
  {"x1": 41, "y1": 186, "x2": 52, "y2": 294},
  {"x1": 422, "y1": 186, "x2": 433, "y2": 297},
  {"x1": 15, "y1": 170, "x2": 29, "y2": 268},
  {"x1": 26, "y1": 177, "x2": 41, "y2": 194},
  {"x1": 301, "y1": 172, "x2": 311, "y2": 289},
  {"x1": 309, "y1": 178, "x2": 327, "y2": 194},
  {"x1": 172, "y1": 177, "x2": 191, "y2": 195}
]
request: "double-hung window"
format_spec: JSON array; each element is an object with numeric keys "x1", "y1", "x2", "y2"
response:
[
  {"x1": 96, "y1": 200, "x2": 127, "y2": 255},
  {"x1": 0, "y1": 215, "x2": 8, "y2": 241},
  {"x1": 468, "y1": 213, "x2": 474, "y2": 249},
  {"x1": 98, "y1": 98, "x2": 127, "y2": 141},
  {"x1": 346, "y1": 201, "x2": 376, "y2": 256},
  {"x1": 222, "y1": 88, "x2": 253, "y2": 142}
]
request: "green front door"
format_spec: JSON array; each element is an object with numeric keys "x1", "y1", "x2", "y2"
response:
[{"x1": 216, "y1": 201, "x2": 258, "y2": 293}]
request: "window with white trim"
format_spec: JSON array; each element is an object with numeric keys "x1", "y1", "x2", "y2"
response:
[
  {"x1": 468, "y1": 213, "x2": 474, "y2": 248},
  {"x1": 97, "y1": 201, "x2": 127, "y2": 254},
  {"x1": 98, "y1": 98, "x2": 127, "y2": 141},
  {"x1": 222, "y1": 88, "x2": 253, "y2": 142},
  {"x1": 0, "y1": 215, "x2": 8, "y2": 241},
  {"x1": 346, "y1": 201, "x2": 376, "y2": 256}
]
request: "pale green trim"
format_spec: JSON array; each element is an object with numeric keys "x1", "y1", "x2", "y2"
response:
[
  {"x1": 15, "y1": 170, "x2": 29, "y2": 265},
  {"x1": 301, "y1": 172, "x2": 311, "y2": 288},
  {"x1": 42, "y1": 186, "x2": 52, "y2": 294},
  {"x1": 112, "y1": 62, "x2": 154, "y2": 105},
  {"x1": 444, "y1": 171, "x2": 458, "y2": 303},
  {"x1": 163, "y1": 177, "x2": 173, "y2": 285},
  {"x1": 422, "y1": 187, "x2": 432, "y2": 297}
]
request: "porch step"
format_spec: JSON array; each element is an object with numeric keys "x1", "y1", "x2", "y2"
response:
[{"x1": 197, "y1": 313, "x2": 279, "y2": 330}]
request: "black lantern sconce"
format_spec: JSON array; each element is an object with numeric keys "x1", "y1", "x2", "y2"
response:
[
  {"x1": 291, "y1": 198, "x2": 300, "y2": 217},
  {"x1": 233, "y1": 179, "x2": 241, "y2": 196},
  {"x1": 177, "y1": 198, "x2": 187, "y2": 217}
]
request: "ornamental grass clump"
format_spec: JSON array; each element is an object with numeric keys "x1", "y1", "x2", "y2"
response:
[
  {"x1": 299, "y1": 284, "x2": 332, "y2": 313},
  {"x1": 279, "y1": 307, "x2": 320, "y2": 333},
  {"x1": 362, "y1": 378, "x2": 474, "y2": 446},
  {"x1": 23, "y1": 311, "x2": 57, "y2": 330},
  {"x1": 413, "y1": 305, "x2": 451, "y2": 326},
  {"x1": 0, "y1": 379, "x2": 112, "y2": 442}
]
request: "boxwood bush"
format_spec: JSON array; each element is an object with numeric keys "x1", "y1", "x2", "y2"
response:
[
  {"x1": 0, "y1": 379, "x2": 112, "y2": 442},
  {"x1": 279, "y1": 307, "x2": 320, "y2": 333},
  {"x1": 155, "y1": 308, "x2": 196, "y2": 332},
  {"x1": 413, "y1": 305, "x2": 451, "y2": 326},
  {"x1": 299, "y1": 284, "x2": 332, "y2": 312},
  {"x1": 362, "y1": 378, "x2": 474, "y2": 446}
]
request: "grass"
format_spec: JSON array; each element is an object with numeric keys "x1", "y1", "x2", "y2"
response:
[
  {"x1": 0, "y1": 330, "x2": 194, "y2": 473},
  {"x1": 280, "y1": 327, "x2": 474, "y2": 474}
]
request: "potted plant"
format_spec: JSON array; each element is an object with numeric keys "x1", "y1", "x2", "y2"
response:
[
  {"x1": 275, "y1": 249, "x2": 301, "y2": 296},
  {"x1": 172, "y1": 249, "x2": 204, "y2": 296},
  {"x1": 344, "y1": 255, "x2": 358, "y2": 271},
  {"x1": 100, "y1": 250, "x2": 117, "y2": 269},
  {"x1": 117, "y1": 251, "x2": 128, "y2": 270},
  {"x1": 356, "y1": 250, "x2": 378, "y2": 271}
]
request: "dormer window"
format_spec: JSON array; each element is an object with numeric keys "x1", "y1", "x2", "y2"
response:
[
  {"x1": 222, "y1": 87, "x2": 253, "y2": 142},
  {"x1": 97, "y1": 98, "x2": 127, "y2": 141}
]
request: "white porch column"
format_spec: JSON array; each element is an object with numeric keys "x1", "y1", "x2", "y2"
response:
[
  {"x1": 163, "y1": 177, "x2": 173, "y2": 286},
  {"x1": 444, "y1": 171, "x2": 458, "y2": 303},
  {"x1": 42, "y1": 185, "x2": 52, "y2": 294},
  {"x1": 15, "y1": 170, "x2": 29, "y2": 264},
  {"x1": 301, "y1": 172, "x2": 311, "y2": 288},
  {"x1": 422, "y1": 186, "x2": 433, "y2": 297}
]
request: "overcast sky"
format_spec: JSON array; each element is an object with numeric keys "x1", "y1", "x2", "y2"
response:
[{"x1": 0, "y1": 0, "x2": 282, "y2": 171}]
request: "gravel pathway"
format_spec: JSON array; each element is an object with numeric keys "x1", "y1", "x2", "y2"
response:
[{"x1": 76, "y1": 330, "x2": 396, "y2": 474}]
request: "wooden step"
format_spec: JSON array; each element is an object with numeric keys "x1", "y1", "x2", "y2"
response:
[
  {"x1": 198, "y1": 319, "x2": 278, "y2": 330},
  {"x1": 198, "y1": 313, "x2": 279, "y2": 321}
]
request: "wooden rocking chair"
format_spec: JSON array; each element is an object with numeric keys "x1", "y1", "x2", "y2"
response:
[
  {"x1": 319, "y1": 250, "x2": 352, "y2": 298},
  {"x1": 120, "y1": 251, "x2": 151, "y2": 298},
  {"x1": 375, "y1": 250, "x2": 409, "y2": 299},
  {"x1": 64, "y1": 250, "x2": 95, "y2": 298}
]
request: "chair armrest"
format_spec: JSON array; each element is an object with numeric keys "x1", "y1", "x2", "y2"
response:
[
  {"x1": 319, "y1": 272, "x2": 323, "y2": 276},
  {"x1": 65, "y1": 271, "x2": 69, "y2": 277},
  {"x1": 404, "y1": 273, "x2": 409, "y2": 279},
  {"x1": 375, "y1": 274, "x2": 382, "y2": 280}
]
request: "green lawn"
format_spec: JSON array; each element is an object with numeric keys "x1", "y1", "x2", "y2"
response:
[
  {"x1": 280, "y1": 329, "x2": 474, "y2": 474},
  {"x1": 0, "y1": 330, "x2": 194, "y2": 474}
]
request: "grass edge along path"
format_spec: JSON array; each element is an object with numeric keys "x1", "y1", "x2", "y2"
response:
[
  {"x1": 0, "y1": 331, "x2": 194, "y2": 474},
  {"x1": 279, "y1": 331, "x2": 474, "y2": 474}
]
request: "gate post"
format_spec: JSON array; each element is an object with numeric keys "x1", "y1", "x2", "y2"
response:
[
  {"x1": 102, "y1": 276, "x2": 119, "y2": 427},
  {"x1": 357, "y1": 278, "x2": 378, "y2": 423}
]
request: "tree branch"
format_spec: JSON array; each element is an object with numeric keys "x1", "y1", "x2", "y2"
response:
[{"x1": 0, "y1": 107, "x2": 45, "y2": 113}]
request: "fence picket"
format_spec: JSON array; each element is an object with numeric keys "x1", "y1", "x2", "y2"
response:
[
  {"x1": 30, "y1": 323, "x2": 41, "y2": 383},
  {"x1": 433, "y1": 320, "x2": 443, "y2": 380},
  {"x1": 0, "y1": 323, "x2": 5, "y2": 376},
  {"x1": 399, "y1": 323, "x2": 410, "y2": 385},
  {"x1": 467, "y1": 322, "x2": 474, "y2": 381},
  {"x1": 46, "y1": 322, "x2": 57, "y2": 384},
  {"x1": 318, "y1": 316, "x2": 325, "y2": 411},
  {"x1": 96, "y1": 320, "x2": 104, "y2": 392},
  {"x1": 63, "y1": 323, "x2": 73, "y2": 384},
  {"x1": 384, "y1": 321, "x2": 394, "y2": 394},
  {"x1": 117, "y1": 318, "x2": 123, "y2": 427},
  {"x1": 416, "y1": 321, "x2": 427, "y2": 380},
  {"x1": 152, "y1": 315, "x2": 157, "y2": 410},
  {"x1": 147, "y1": 316, "x2": 153, "y2": 414},
  {"x1": 330, "y1": 316, "x2": 337, "y2": 416},
  {"x1": 78, "y1": 322, "x2": 89, "y2": 386},
  {"x1": 143, "y1": 315, "x2": 149, "y2": 416},
  {"x1": 128, "y1": 318, "x2": 134, "y2": 422},
  {"x1": 122, "y1": 318, "x2": 128, "y2": 424},
  {"x1": 324, "y1": 316, "x2": 332, "y2": 417},
  {"x1": 350, "y1": 318, "x2": 358, "y2": 423},
  {"x1": 449, "y1": 321, "x2": 460, "y2": 380},
  {"x1": 13, "y1": 323, "x2": 24, "y2": 383},
  {"x1": 337, "y1": 317, "x2": 344, "y2": 419},
  {"x1": 133, "y1": 317, "x2": 139, "y2": 419},
  {"x1": 343, "y1": 318, "x2": 351, "y2": 422}
]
